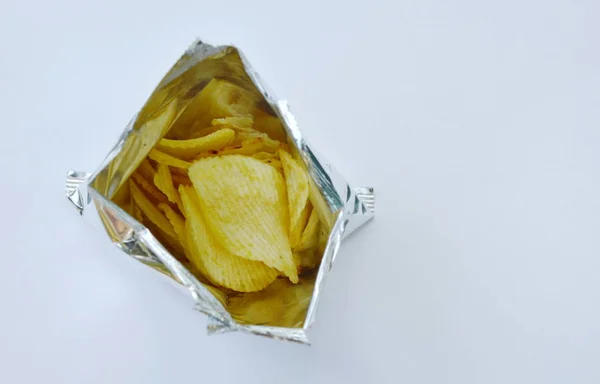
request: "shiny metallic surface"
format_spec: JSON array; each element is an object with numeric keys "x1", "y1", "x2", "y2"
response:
[{"x1": 66, "y1": 40, "x2": 374, "y2": 344}]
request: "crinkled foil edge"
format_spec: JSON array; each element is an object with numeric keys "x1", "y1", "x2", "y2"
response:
[{"x1": 66, "y1": 39, "x2": 375, "y2": 345}]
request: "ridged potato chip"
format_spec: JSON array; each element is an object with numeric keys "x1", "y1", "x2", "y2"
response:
[
  {"x1": 131, "y1": 172, "x2": 167, "y2": 203},
  {"x1": 179, "y1": 185, "x2": 278, "y2": 292},
  {"x1": 294, "y1": 208, "x2": 320, "y2": 252},
  {"x1": 188, "y1": 155, "x2": 298, "y2": 283},
  {"x1": 131, "y1": 199, "x2": 144, "y2": 224},
  {"x1": 251, "y1": 152, "x2": 283, "y2": 172},
  {"x1": 158, "y1": 203, "x2": 185, "y2": 244},
  {"x1": 251, "y1": 151, "x2": 278, "y2": 161},
  {"x1": 149, "y1": 149, "x2": 192, "y2": 169},
  {"x1": 171, "y1": 172, "x2": 192, "y2": 187},
  {"x1": 130, "y1": 180, "x2": 176, "y2": 240},
  {"x1": 155, "y1": 128, "x2": 235, "y2": 159},
  {"x1": 136, "y1": 158, "x2": 157, "y2": 183},
  {"x1": 211, "y1": 116, "x2": 253, "y2": 129},
  {"x1": 169, "y1": 79, "x2": 257, "y2": 139},
  {"x1": 280, "y1": 150, "x2": 310, "y2": 248},
  {"x1": 193, "y1": 138, "x2": 267, "y2": 159},
  {"x1": 154, "y1": 164, "x2": 183, "y2": 211},
  {"x1": 235, "y1": 129, "x2": 280, "y2": 152}
]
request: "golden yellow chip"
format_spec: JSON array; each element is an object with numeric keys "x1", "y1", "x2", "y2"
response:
[
  {"x1": 153, "y1": 164, "x2": 183, "y2": 212},
  {"x1": 128, "y1": 187, "x2": 144, "y2": 223},
  {"x1": 294, "y1": 208, "x2": 320, "y2": 252},
  {"x1": 235, "y1": 129, "x2": 281, "y2": 151},
  {"x1": 179, "y1": 185, "x2": 278, "y2": 292},
  {"x1": 171, "y1": 172, "x2": 192, "y2": 187},
  {"x1": 251, "y1": 151, "x2": 277, "y2": 161},
  {"x1": 136, "y1": 158, "x2": 156, "y2": 183},
  {"x1": 263, "y1": 158, "x2": 283, "y2": 173},
  {"x1": 169, "y1": 79, "x2": 257, "y2": 139},
  {"x1": 144, "y1": 218, "x2": 185, "y2": 258},
  {"x1": 131, "y1": 172, "x2": 167, "y2": 203},
  {"x1": 155, "y1": 128, "x2": 235, "y2": 159},
  {"x1": 211, "y1": 116, "x2": 254, "y2": 129},
  {"x1": 194, "y1": 138, "x2": 265, "y2": 159},
  {"x1": 130, "y1": 180, "x2": 176, "y2": 240},
  {"x1": 158, "y1": 203, "x2": 185, "y2": 244},
  {"x1": 279, "y1": 150, "x2": 310, "y2": 248},
  {"x1": 188, "y1": 155, "x2": 298, "y2": 283},
  {"x1": 148, "y1": 149, "x2": 192, "y2": 169}
]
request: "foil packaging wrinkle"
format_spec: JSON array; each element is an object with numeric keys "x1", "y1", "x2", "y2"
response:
[{"x1": 65, "y1": 39, "x2": 375, "y2": 344}]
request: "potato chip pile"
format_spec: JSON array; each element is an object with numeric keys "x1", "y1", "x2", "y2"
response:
[{"x1": 122, "y1": 79, "x2": 326, "y2": 293}]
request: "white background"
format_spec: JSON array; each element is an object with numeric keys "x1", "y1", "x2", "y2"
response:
[{"x1": 1, "y1": 1, "x2": 599, "y2": 383}]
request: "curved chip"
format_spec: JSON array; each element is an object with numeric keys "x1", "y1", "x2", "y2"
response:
[
  {"x1": 251, "y1": 151, "x2": 278, "y2": 161},
  {"x1": 171, "y1": 172, "x2": 192, "y2": 187},
  {"x1": 279, "y1": 150, "x2": 310, "y2": 248},
  {"x1": 130, "y1": 180, "x2": 176, "y2": 240},
  {"x1": 158, "y1": 203, "x2": 185, "y2": 244},
  {"x1": 131, "y1": 172, "x2": 167, "y2": 203},
  {"x1": 169, "y1": 79, "x2": 257, "y2": 139},
  {"x1": 136, "y1": 158, "x2": 157, "y2": 182},
  {"x1": 188, "y1": 155, "x2": 298, "y2": 283},
  {"x1": 179, "y1": 186, "x2": 278, "y2": 292},
  {"x1": 155, "y1": 128, "x2": 235, "y2": 159},
  {"x1": 194, "y1": 138, "x2": 264, "y2": 160},
  {"x1": 148, "y1": 149, "x2": 192, "y2": 169},
  {"x1": 154, "y1": 164, "x2": 183, "y2": 211},
  {"x1": 211, "y1": 116, "x2": 254, "y2": 129},
  {"x1": 294, "y1": 208, "x2": 320, "y2": 252}
]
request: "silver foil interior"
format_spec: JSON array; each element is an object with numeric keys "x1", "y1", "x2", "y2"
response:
[{"x1": 65, "y1": 39, "x2": 375, "y2": 344}]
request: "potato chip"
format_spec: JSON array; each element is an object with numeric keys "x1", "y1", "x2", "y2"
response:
[
  {"x1": 263, "y1": 158, "x2": 283, "y2": 173},
  {"x1": 294, "y1": 208, "x2": 320, "y2": 252},
  {"x1": 211, "y1": 116, "x2": 253, "y2": 129},
  {"x1": 153, "y1": 164, "x2": 183, "y2": 211},
  {"x1": 169, "y1": 79, "x2": 257, "y2": 139},
  {"x1": 179, "y1": 185, "x2": 278, "y2": 292},
  {"x1": 131, "y1": 172, "x2": 167, "y2": 203},
  {"x1": 144, "y1": 217, "x2": 185, "y2": 257},
  {"x1": 155, "y1": 128, "x2": 235, "y2": 159},
  {"x1": 279, "y1": 150, "x2": 310, "y2": 248},
  {"x1": 171, "y1": 172, "x2": 192, "y2": 187},
  {"x1": 234, "y1": 129, "x2": 281, "y2": 152},
  {"x1": 130, "y1": 180, "x2": 176, "y2": 240},
  {"x1": 131, "y1": 199, "x2": 144, "y2": 224},
  {"x1": 251, "y1": 151, "x2": 278, "y2": 161},
  {"x1": 251, "y1": 152, "x2": 283, "y2": 172},
  {"x1": 193, "y1": 138, "x2": 265, "y2": 159},
  {"x1": 188, "y1": 155, "x2": 298, "y2": 283},
  {"x1": 148, "y1": 149, "x2": 192, "y2": 169},
  {"x1": 158, "y1": 203, "x2": 185, "y2": 244},
  {"x1": 136, "y1": 158, "x2": 156, "y2": 182}
]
